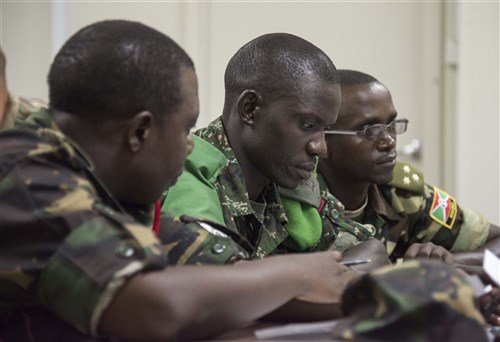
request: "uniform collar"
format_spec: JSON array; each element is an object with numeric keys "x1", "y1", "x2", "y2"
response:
[{"x1": 367, "y1": 184, "x2": 401, "y2": 222}]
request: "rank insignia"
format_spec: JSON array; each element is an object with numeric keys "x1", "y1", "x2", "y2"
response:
[{"x1": 429, "y1": 186, "x2": 457, "y2": 229}]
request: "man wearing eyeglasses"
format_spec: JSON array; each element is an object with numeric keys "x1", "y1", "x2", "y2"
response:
[{"x1": 318, "y1": 69, "x2": 500, "y2": 266}]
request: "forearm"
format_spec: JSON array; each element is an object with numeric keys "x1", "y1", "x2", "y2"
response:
[
  {"x1": 453, "y1": 225, "x2": 500, "y2": 266},
  {"x1": 451, "y1": 226, "x2": 499, "y2": 284},
  {"x1": 259, "y1": 299, "x2": 342, "y2": 322},
  {"x1": 99, "y1": 258, "x2": 311, "y2": 341}
]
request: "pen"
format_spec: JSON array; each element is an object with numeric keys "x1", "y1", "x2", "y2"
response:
[{"x1": 341, "y1": 259, "x2": 372, "y2": 266}]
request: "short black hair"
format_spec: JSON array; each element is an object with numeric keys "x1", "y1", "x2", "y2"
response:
[
  {"x1": 48, "y1": 20, "x2": 194, "y2": 121},
  {"x1": 338, "y1": 69, "x2": 379, "y2": 86},
  {"x1": 223, "y1": 33, "x2": 339, "y2": 114}
]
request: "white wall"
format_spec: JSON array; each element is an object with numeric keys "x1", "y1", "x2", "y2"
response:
[
  {"x1": 455, "y1": 2, "x2": 499, "y2": 224},
  {"x1": 1, "y1": 1, "x2": 52, "y2": 99},
  {"x1": 1, "y1": 1, "x2": 443, "y2": 179}
]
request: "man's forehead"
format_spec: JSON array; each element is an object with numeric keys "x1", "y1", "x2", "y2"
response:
[
  {"x1": 337, "y1": 86, "x2": 395, "y2": 125},
  {"x1": 341, "y1": 82, "x2": 388, "y2": 102}
]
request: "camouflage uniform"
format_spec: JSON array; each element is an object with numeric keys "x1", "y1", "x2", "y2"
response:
[
  {"x1": 0, "y1": 109, "x2": 248, "y2": 340},
  {"x1": 318, "y1": 161, "x2": 491, "y2": 262},
  {"x1": 0, "y1": 93, "x2": 47, "y2": 130},
  {"x1": 332, "y1": 260, "x2": 488, "y2": 341},
  {"x1": 162, "y1": 117, "x2": 375, "y2": 258}
]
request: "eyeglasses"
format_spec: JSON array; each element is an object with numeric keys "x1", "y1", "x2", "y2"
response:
[{"x1": 324, "y1": 118, "x2": 409, "y2": 140}]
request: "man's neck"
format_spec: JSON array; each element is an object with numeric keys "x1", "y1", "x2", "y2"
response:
[
  {"x1": 321, "y1": 170, "x2": 370, "y2": 211},
  {"x1": 222, "y1": 116, "x2": 270, "y2": 201}
]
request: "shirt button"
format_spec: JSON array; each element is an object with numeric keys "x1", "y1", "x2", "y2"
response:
[
  {"x1": 330, "y1": 209, "x2": 339, "y2": 219},
  {"x1": 115, "y1": 245, "x2": 135, "y2": 258},
  {"x1": 365, "y1": 224, "x2": 376, "y2": 235},
  {"x1": 212, "y1": 243, "x2": 226, "y2": 254}
]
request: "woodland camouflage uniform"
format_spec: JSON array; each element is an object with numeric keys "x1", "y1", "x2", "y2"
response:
[
  {"x1": 0, "y1": 93, "x2": 47, "y2": 130},
  {"x1": 318, "y1": 161, "x2": 490, "y2": 262},
  {"x1": 0, "y1": 109, "x2": 248, "y2": 340}
]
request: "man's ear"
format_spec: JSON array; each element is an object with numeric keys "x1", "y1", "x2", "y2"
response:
[
  {"x1": 237, "y1": 89, "x2": 260, "y2": 126},
  {"x1": 127, "y1": 111, "x2": 153, "y2": 153}
]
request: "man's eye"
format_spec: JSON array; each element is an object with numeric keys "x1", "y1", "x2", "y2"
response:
[
  {"x1": 364, "y1": 125, "x2": 385, "y2": 139},
  {"x1": 302, "y1": 122, "x2": 315, "y2": 130}
]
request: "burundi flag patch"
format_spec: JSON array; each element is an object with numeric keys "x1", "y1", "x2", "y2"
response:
[{"x1": 429, "y1": 186, "x2": 457, "y2": 229}]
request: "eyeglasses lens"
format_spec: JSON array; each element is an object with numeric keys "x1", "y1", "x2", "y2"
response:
[{"x1": 365, "y1": 120, "x2": 407, "y2": 140}]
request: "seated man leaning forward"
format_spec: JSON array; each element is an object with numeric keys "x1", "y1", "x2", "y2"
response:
[
  {"x1": 162, "y1": 33, "x2": 380, "y2": 259},
  {"x1": 0, "y1": 20, "x2": 357, "y2": 341}
]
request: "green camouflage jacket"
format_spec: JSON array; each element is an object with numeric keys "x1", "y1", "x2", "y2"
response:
[
  {"x1": 163, "y1": 117, "x2": 375, "y2": 258},
  {"x1": 0, "y1": 109, "x2": 248, "y2": 340},
  {"x1": 318, "y1": 161, "x2": 490, "y2": 261},
  {"x1": 0, "y1": 93, "x2": 47, "y2": 130}
]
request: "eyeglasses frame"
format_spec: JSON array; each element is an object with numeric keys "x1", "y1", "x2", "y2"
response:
[{"x1": 324, "y1": 118, "x2": 409, "y2": 139}]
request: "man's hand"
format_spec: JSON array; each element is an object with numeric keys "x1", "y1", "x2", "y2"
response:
[
  {"x1": 342, "y1": 238, "x2": 391, "y2": 272},
  {"x1": 292, "y1": 251, "x2": 359, "y2": 304},
  {"x1": 258, "y1": 251, "x2": 359, "y2": 322},
  {"x1": 404, "y1": 242, "x2": 454, "y2": 264},
  {"x1": 478, "y1": 287, "x2": 500, "y2": 326}
]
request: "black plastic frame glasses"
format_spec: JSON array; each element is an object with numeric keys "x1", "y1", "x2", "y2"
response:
[{"x1": 324, "y1": 118, "x2": 409, "y2": 140}]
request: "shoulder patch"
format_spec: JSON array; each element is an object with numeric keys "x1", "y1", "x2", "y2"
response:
[
  {"x1": 429, "y1": 186, "x2": 457, "y2": 229},
  {"x1": 388, "y1": 161, "x2": 424, "y2": 193}
]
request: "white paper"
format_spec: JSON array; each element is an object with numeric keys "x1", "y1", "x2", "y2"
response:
[{"x1": 483, "y1": 249, "x2": 500, "y2": 287}]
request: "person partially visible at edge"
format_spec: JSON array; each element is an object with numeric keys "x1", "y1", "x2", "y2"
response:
[
  {"x1": 0, "y1": 47, "x2": 47, "y2": 130},
  {"x1": 0, "y1": 20, "x2": 358, "y2": 341},
  {"x1": 162, "y1": 33, "x2": 385, "y2": 265},
  {"x1": 317, "y1": 69, "x2": 500, "y2": 325}
]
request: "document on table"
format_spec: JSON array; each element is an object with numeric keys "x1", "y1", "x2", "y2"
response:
[
  {"x1": 483, "y1": 249, "x2": 500, "y2": 287},
  {"x1": 254, "y1": 320, "x2": 340, "y2": 340}
]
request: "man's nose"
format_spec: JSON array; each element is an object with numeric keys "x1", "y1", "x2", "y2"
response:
[
  {"x1": 307, "y1": 133, "x2": 328, "y2": 158},
  {"x1": 376, "y1": 131, "x2": 396, "y2": 150}
]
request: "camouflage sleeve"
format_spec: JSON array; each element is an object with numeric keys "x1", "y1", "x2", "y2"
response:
[
  {"x1": 408, "y1": 184, "x2": 490, "y2": 252},
  {"x1": 13, "y1": 95, "x2": 48, "y2": 126},
  {"x1": 0, "y1": 94, "x2": 48, "y2": 130},
  {"x1": 449, "y1": 208, "x2": 490, "y2": 252},
  {"x1": 157, "y1": 215, "x2": 250, "y2": 265},
  {"x1": 0, "y1": 134, "x2": 167, "y2": 337},
  {"x1": 39, "y1": 209, "x2": 166, "y2": 336}
]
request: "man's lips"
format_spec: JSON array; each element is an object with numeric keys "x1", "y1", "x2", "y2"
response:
[
  {"x1": 296, "y1": 162, "x2": 316, "y2": 179},
  {"x1": 297, "y1": 163, "x2": 316, "y2": 172},
  {"x1": 376, "y1": 152, "x2": 397, "y2": 166}
]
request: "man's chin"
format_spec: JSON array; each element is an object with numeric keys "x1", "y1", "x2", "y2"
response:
[
  {"x1": 164, "y1": 171, "x2": 182, "y2": 189},
  {"x1": 274, "y1": 176, "x2": 305, "y2": 190},
  {"x1": 373, "y1": 172, "x2": 394, "y2": 185}
]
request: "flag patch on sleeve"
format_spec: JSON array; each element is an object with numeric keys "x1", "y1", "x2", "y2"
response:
[{"x1": 429, "y1": 186, "x2": 457, "y2": 229}]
